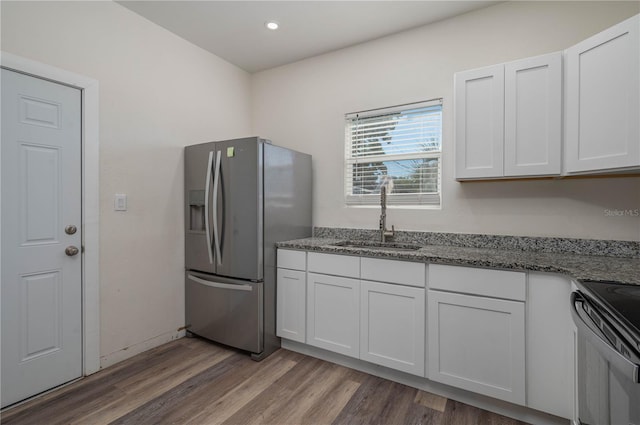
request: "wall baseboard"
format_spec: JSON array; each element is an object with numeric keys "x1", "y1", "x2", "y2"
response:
[{"x1": 99, "y1": 329, "x2": 186, "y2": 370}]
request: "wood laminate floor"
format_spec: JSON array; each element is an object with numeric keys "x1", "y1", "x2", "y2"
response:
[{"x1": 1, "y1": 338, "x2": 530, "y2": 425}]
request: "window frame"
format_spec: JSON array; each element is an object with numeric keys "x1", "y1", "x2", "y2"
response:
[{"x1": 344, "y1": 98, "x2": 443, "y2": 207}]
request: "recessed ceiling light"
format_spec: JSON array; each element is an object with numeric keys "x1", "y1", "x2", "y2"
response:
[{"x1": 265, "y1": 21, "x2": 279, "y2": 31}]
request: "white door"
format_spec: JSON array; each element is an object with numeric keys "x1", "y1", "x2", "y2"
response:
[{"x1": 1, "y1": 68, "x2": 82, "y2": 407}]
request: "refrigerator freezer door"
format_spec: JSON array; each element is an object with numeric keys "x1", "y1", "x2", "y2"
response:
[
  {"x1": 185, "y1": 142, "x2": 216, "y2": 274},
  {"x1": 186, "y1": 272, "x2": 263, "y2": 354},
  {"x1": 213, "y1": 137, "x2": 263, "y2": 281}
]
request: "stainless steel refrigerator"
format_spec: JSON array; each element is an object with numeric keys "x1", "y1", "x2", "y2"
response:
[{"x1": 184, "y1": 137, "x2": 311, "y2": 360}]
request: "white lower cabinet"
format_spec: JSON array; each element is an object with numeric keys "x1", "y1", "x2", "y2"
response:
[
  {"x1": 306, "y1": 272, "x2": 360, "y2": 357},
  {"x1": 277, "y1": 248, "x2": 576, "y2": 420},
  {"x1": 276, "y1": 268, "x2": 306, "y2": 343},
  {"x1": 303, "y1": 255, "x2": 426, "y2": 375},
  {"x1": 276, "y1": 249, "x2": 307, "y2": 343},
  {"x1": 360, "y1": 280, "x2": 425, "y2": 376},
  {"x1": 526, "y1": 273, "x2": 575, "y2": 420},
  {"x1": 428, "y1": 290, "x2": 526, "y2": 405}
]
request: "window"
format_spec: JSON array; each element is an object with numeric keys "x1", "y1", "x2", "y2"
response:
[{"x1": 344, "y1": 99, "x2": 442, "y2": 206}]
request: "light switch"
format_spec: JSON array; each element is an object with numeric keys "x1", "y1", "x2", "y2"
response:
[{"x1": 114, "y1": 194, "x2": 127, "y2": 211}]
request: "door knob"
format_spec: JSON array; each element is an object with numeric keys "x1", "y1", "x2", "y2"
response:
[
  {"x1": 65, "y1": 246, "x2": 79, "y2": 256},
  {"x1": 65, "y1": 225, "x2": 77, "y2": 235}
]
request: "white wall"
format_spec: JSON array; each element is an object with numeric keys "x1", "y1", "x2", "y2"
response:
[
  {"x1": 1, "y1": 1, "x2": 252, "y2": 366},
  {"x1": 2, "y1": 1, "x2": 638, "y2": 372},
  {"x1": 251, "y1": 1, "x2": 640, "y2": 241}
]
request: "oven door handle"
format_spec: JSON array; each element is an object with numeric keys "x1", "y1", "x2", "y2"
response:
[{"x1": 571, "y1": 292, "x2": 640, "y2": 383}]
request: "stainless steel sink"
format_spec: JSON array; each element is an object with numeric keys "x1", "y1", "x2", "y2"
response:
[{"x1": 332, "y1": 240, "x2": 422, "y2": 251}]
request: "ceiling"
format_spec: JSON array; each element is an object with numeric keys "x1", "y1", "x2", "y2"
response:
[{"x1": 117, "y1": 1, "x2": 500, "y2": 73}]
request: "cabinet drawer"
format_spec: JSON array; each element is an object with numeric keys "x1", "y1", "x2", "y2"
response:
[
  {"x1": 277, "y1": 249, "x2": 306, "y2": 270},
  {"x1": 308, "y1": 252, "x2": 360, "y2": 278},
  {"x1": 361, "y1": 257, "x2": 425, "y2": 287},
  {"x1": 429, "y1": 264, "x2": 525, "y2": 301}
]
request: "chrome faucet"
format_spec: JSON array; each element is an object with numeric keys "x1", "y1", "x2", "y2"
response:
[{"x1": 379, "y1": 186, "x2": 395, "y2": 242}]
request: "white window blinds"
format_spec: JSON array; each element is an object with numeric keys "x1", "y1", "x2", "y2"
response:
[{"x1": 344, "y1": 99, "x2": 443, "y2": 206}]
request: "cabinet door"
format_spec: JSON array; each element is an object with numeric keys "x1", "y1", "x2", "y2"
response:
[
  {"x1": 276, "y1": 268, "x2": 306, "y2": 343},
  {"x1": 360, "y1": 281, "x2": 425, "y2": 376},
  {"x1": 565, "y1": 14, "x2": 640, "y2": 173},
  {"x1": 526, "y1": 273, "x2": 574, "y2": 420},
  {"x1": 428, "y1": 290, "x2": 525, "y2": 405},
  {"x1": 504, "y1": 53, "x2": 562, "y2": 177},
  {"x1": 306, "y1": 273, "x2": 360, "y2": 357},
  {"x1": 455, "y1": 64, "x2": 504, "y2": 179}
]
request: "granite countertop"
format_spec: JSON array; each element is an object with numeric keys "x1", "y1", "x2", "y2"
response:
[{"x1": 277, "y1": 237, "x2": 640, "y2": 286}]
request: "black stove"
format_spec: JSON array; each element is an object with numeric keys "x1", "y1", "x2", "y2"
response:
[
  {"x1": 572, "y1": 280, "x2": 640, "y2": 425},
  {"x1": 578, "y1": 280, "x2": 640, "y2": 360}
]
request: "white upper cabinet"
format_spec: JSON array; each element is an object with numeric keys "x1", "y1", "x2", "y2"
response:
[
  {"x1": 564, "y1": 14, "x2": 640, "y2": 174},
  {"x1": 504, "y1": 53, "x2": 562, "y2": 177},
  {"x1": 455, "y1": 53, "x2": 563, "y2": 179},
  {"x1": 455, "y1": 64, "x2": 505, "y2": 179}
]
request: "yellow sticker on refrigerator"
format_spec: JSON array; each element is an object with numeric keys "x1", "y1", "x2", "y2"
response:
[{"x1": 227, "y1": 147, "x2": 235, "y2": 157}]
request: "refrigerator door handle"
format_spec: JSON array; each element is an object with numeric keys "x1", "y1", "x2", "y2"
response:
[
  {"x1": 187, "y1": 274, "x2": 253, "y2": 292},
  {"x1": 212, "y1": 150, "x2": 222, "y2": 266},
  {"x1": 204, "y1": 151, "x2": 214, "y2": 265}
]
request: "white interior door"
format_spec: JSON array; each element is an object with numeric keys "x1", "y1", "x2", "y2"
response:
[{"x1": 1, "y1": 68, "x2": 82, "y2": 408}]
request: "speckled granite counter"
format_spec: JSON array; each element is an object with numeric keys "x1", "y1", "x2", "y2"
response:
[{"x1": 276, "y1": 237, "x2": 640, "y2": 286}]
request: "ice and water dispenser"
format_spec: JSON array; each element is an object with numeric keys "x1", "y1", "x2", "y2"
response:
[{"x1": 188, "y1": 190, "x2": 205, "y2": 232}]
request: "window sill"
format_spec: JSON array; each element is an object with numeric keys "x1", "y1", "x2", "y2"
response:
[{"x1": 345, "y1": 204, "x2": 441, "y2": 210}]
